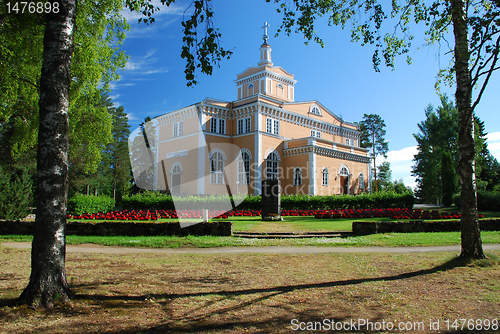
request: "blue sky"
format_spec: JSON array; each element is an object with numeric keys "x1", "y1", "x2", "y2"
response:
[{"x1": 111, "y1": 0, "x2": 500, "y2": 190}]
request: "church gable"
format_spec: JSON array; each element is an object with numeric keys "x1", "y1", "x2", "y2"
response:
[{"x1": 283, "y1": 101, "x2": 349, "y2": 128}]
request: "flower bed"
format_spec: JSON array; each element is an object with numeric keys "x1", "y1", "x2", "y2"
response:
[
  {"x1": 314, "y1": 208, "x2": 484, "y2": 220},
  {"x1": 67, "y1": 208, "x2": 484, "y2": 221}
]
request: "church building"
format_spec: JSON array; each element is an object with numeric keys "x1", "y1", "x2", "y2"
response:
[{"x1": 151, "y1": 23, "x2": 371, "y2": 197}]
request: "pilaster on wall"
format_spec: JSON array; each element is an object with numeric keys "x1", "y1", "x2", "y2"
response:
[
  {"x1": 254, "y1": 111, "x2": 263, "y2": 195},
  {"x1": 309, "y1": 151, "x2": 316, "y2": 195},
  {"x1": 197, "y1": 112, "x2": 206, "y2": 194}
]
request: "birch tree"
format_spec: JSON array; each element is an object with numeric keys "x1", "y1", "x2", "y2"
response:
[
  {"x1": 13, "y1": 0, "x2": 231, "y2": 308},
  {"x1": 269, "y1": 0, "x2": 500, "y2": 259}
]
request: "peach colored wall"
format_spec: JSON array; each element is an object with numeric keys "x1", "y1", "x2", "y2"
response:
[
  {"x1": 315, "y1": 155, "x2": 369, "y2": 196},
  {"x1": 281, "y1": 154, "x2": 309, "y2": 195}
]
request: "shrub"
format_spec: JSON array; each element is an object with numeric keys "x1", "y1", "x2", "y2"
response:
[
  {"x1": 452, "y1": 190, "x2": 500, "y2": 211},
  {"x1": 0, "y1": 166, "x2": 32, "y2": 220},
  {"x1": 68, "y1": 194, "x2": 115, "y2": 215},
  {"x1": 120, "y1": 190, "x2": 414, "y2": 211}
]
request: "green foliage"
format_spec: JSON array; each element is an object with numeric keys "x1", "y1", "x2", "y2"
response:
[
  {"x1": 68, "y1": 194, "x2": 115, "y2": 215},
  {"x1": 376, "y1": 161, "x2": 392, "y2": 190},
  {"x1": 121, "y1": 191, "x2": 415, "y2": 210},
  {"x1": 0, "y1": 0, "x2": 128, "y2": 164},
  {"x1": 69, "y1": 94, "x2": 131, "y2": 200},
  {"x1": 0, "y1": 166, "x2": 32, "y2": 220},
  {"x1": 412, "y1": 96, "x2": 497, "y2": 203},
  {"x1": 453, "y1": 191, "x2": 500, "y2": 212},
  {"x1": 359, "y1": 114, "x2": 389, "y2": 192},
  {"x1": 412, "y1": 96, "x2": 459, "y2": 204},
  {"x1": 441, "y1": 151, "x2": 455, "y2": 206}
]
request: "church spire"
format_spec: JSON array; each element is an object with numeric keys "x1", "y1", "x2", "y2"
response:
[{"x1": 258, "y1": 22, "x2": 273, "y2": 66}]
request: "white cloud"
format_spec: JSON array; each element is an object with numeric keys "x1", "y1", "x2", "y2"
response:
[
  {"x1": 386, "y1": 146, "x2": 418, "y2": 163},
  {"x1": 145, "y1": 68, "x2": 169, "y2": 74},
  {"x1": 109, "y1": 82, "x2": 135, "y2": 90},
  {"x1": 375, "y1": 146, "x2": 418, "y2": 189},
  {"x1": 120, "y1": 1, "x2": 185, "y2": 22},
  {"x1": 486, "y1": 131, "x2": 500, "y2": 142},
  {"x1": 489, "y1": 141, "x2": 500, "y2": 161},
  {"x1": 126, "y1": 113, "x2": 138, "y2": 121},
  {"x1": 145, "y1": 49, "x2": 157, "y2": 58}
]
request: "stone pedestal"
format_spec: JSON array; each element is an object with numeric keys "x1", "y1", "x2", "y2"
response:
[{"x1": 261, "y1": 180, "x2": 281, "y2": 220}]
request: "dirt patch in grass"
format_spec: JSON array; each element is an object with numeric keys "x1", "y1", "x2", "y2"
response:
[{"x1": 1, "y1": 246, "x2": 499, "y2": 333}]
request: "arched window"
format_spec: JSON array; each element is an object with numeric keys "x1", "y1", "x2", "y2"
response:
[
  {"x1": 359, "y1": 173, "x2": 365, "y2": 191},
  {"x1": 277, "y1": 83, "x2": 284, "y2": 97},
  {"x1": 309, "y1": 104, "x2": 322, "y2": 115},
  {"x1": 210, "y1": 150, "x2": 225, "y2": 184},
  {"x1": 170, "y1": 162, "x2": 183, "y2": 194},
  {"x1": 339, "y1": 165, "x2": 350, "y2": 194},
  {"x1": 237, "y1": 149, "x2": 252, "y2": 185},
  {"x1": 266, "y1": 151, "x2": 279, "y2": 180},
  {"x1": 293, "y1": 167, "x2": 302, "y2": 186},
  {"x1": 322, "y1": 168, "x2": 329, "y2": 186},
  {"x1": 248, "y1": 83, "x2": 254, "y2": 96}
]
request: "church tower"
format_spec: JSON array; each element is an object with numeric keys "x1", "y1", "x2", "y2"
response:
[{"x1": 235, "y1": 22, "x2": 297, "y2": 102}]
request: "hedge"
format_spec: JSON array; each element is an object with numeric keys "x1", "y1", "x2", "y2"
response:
[
  {"x1": 453, "y1": 190, "x2": 500, "y2": 211},
  {"x1": 68, "y1": 194, "x2": 115, "y2": 215},
  {"x1": 121, "y1": 191, "x2": 414, "y2": 211}
]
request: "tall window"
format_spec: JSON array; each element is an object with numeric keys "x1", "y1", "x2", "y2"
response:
[
  {"x1": 322, "y1": 168, "x2": 329, "y2": 186},
  {"x1": 171, "y1": 163, "x2": 182, "y2": 194},
  {"x1": 293, "y1": 167, "x2": 302, "y2": 186},
  {"x1": 359, "y1": 173, "x2": 365, "y2": 191},
  {"x1": 173, "y1": 121, "x2": 183, "y2": 137},
  {"x1": 210, "y1": 151, "x2": 225, "y2": 184},
  {"x1": 266, "y1": 152, "x2": 279, "y2": 180},
  {"x1": 266, "y1": 117, "x2": 279, "y2": 135},
  {"x1": 277, "y1": 83, "x2": 284, "y2": 97},
  {"x1": 237, "y1": 117, "x2": 251, "y2": 134},
  {"x1": 248, "y1": 83, "x2": 254, "y2": 96},
  {"x1": 237, "y1": 150, "x2": 251, "y2": 185},
  {"x1": 346, "y1": 138, "x2": 355, "y2": 146},
  {"x1": 210, "y1": 118, "x2": 225, "y2": 134}
]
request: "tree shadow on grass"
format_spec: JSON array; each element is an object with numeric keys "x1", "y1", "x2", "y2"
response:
[{"x1": 68, "y1": 256, "x2": 471, "y2": 333}]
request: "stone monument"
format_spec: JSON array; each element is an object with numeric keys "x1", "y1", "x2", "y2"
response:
[{"x1": 261, "y1": 179, "x2": 281, "y2": 220}]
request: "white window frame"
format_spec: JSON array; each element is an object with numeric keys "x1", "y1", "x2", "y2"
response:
[
  {"x1": 245, "y1": 117, "x2": 251, "y2": 133},
  {"x1": 266, "y1": 152, "x2": 279, "y2": 180},
  {"x1": 359, "y1": 173, "x2": 365, "y2": 191},
  {"x1": 210, "y1": 151, "x2": 225, "y2": 184},
  {"x1": 173, "y1": 121, "x2": 183, "y2": 137},
  {"x1": 293, "y1": 167, "x2": 302, "y2": 186},
  {"x1": 266, "y1": 117, "x2": 279, "y2": 135},
  {"x1": 210, "y1": 118, "x2": 225, "y2": 134},
  {"x1": 237, "y1": 151, "x2": 251, "y2": 185},
  {"x1": 322, "y1": 168, "x2": 329, "y2": 186},
  {"x1": 311, "y1": 129, "x2": 321, "y2": 138},
  {"x1": 238, "y1": 117, "x2": 251, "y2": 135}
]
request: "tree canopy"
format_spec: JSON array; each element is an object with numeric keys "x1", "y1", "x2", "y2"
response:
[{"x1": 359, "y1": 113, "x2": 389, "y2": 192}]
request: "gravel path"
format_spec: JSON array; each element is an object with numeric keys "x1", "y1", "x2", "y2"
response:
[{"x1": 3, "y1": 242, "x2": 500, "y2": 254}]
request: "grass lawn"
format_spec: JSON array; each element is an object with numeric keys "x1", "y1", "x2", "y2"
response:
[
  {"x1": 2, "y1": 231, "x2": 500, "y2": 248},
  {"x1": 1, "y1": 245, "x2": 499, "y2": 333}
]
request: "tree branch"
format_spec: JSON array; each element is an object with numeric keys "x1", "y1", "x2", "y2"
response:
[
  {"x1": 10, "y1": 74, "x2": 39, "y2": 89},
  {"x1": 472, "y1": 35, "x2": 500, "y2": 110}
]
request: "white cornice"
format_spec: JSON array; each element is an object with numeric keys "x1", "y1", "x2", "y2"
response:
[
  {"x1": 284, "y1": 145, "x2": 371, "y2": 163},
  {"x1": 235, "y1": 68, "x2": 297, "y2": 86}
]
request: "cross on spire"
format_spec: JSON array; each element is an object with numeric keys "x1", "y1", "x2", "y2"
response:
[{"x1": 262, "y1": 22, "x2": 270, "y2": 43}]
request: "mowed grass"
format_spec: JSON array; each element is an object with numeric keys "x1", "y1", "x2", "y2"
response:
[
  {"x1": 1, "y1": 245, "x2": 499, "y2": 333},
  {"x1": 2, "y1": 231, "x2": 500, "y2": 248}
]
